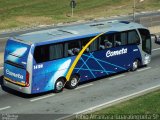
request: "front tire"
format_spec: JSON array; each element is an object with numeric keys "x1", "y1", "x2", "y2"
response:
[
  {"x1": 66, "y1": 75, "x2": 79, "y2": 89},
  {"x1": 54, "y1": 78, "x2": 64, "y2": 93},
  {"x1": 131, "y1": 60, "x2": 139, "y2": 71}
]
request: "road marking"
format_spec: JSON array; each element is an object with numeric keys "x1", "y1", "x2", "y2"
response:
[
  {"x1": 30, "y1": 94, "x2": 55, "y2": 102},
  {"x1": 0, "y1": 37, "x2": 9, "y2": 40},
  {"x1": 0, "y1": 106, "x2": 11, "y2": 111},
  {"x1": 152, "y1": 48, "x2": 160, "y2": 51},
  {"x1": 137, "y1": 67, "x2": 151, "y2": 72},
  {"x1": 76, "y1": 84, "x2": 93, "y2": 90},
  {"x1": 109, "y1": 74, "x2": 125, "y2": 80},
  {"x1": 56, "y1": 84, "x2": 160, "y2": 120},
  {"x1": 76, "y1": 84, "x2": 160, "y2": 114}
]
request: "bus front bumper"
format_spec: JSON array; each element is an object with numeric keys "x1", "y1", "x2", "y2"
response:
[{"x1": 143, "y1": 55, "x2": 151, "y2": 65}]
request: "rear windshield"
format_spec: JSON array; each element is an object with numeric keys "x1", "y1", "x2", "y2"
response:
[{"x1": 5, "y1": 39, "x2": 30, "y2": 58}]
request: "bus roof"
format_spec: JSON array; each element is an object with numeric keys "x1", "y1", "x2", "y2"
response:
[{"x1": 13, "y1": 20, "x2": 146, "y2": 45}]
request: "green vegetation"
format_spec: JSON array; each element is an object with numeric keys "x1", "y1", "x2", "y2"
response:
[
  {"x1": 75, "y1": 90, "x2": 160, "y2": 120},
  {"x1": 95, "y1": 90, "x2": 160, "y2": 114},
  {"x1": 0, "y1": 0, "x2": 160, "y2": 30}
]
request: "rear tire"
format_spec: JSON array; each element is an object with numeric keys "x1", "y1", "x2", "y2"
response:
[
  {"x1": 54, "y1": 78, "x2": 64, "y2": 93},
  {"x1": 66, "y1": 75, "x2": 79, "y2": 89}
]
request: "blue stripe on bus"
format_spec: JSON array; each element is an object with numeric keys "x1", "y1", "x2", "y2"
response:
[
  {"x1": 80, "y1": 56, "x2": 96, "y2": 78},
  {"x1": 82, "y1": 54, "x2": 127, "y2": 70},
  {"x1": 74, "y1": 68, "x2": 115, "y2": 74},
  {"x1": 90, "y1": 53, "x2": 109, "y2": 75}
]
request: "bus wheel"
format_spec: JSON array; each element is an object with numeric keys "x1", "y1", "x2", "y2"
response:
[
  {"x1": 66, "y1": 75, "x2": 79, "y2": 89},
  {"x1": 54, "y1": 78, "x2": 64, "y2": 93},
  {"x1": 131, "y1": 60, "x2": 139, "y2": 71}
]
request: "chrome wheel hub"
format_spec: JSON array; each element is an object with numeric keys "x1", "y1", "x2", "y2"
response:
[
  {"x1": 71, "y1": 78, "x2": 78, "y2": 87},
  {"x1": 133, "y1": 61, "x2": 138, "y2": 69},
  {"x1": 56, "y1": 81, "x2": 63, "y2": 90}
]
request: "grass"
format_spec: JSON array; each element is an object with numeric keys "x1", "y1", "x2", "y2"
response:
[
  {"x1": 95, "y1": 90, "x2": 160, "y2": 114},
  {"x1": 74, "y1": 90, "x2": 160, "y2": 120},
  {"x1": 0, "y1": 0, "x2": 160, "y2": 30}
]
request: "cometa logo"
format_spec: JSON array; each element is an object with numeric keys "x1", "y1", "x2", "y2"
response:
[
  {"x1": 106, "y1": 48, "x2": 128, "y2": 58},
  {"x1": 6, "y1": 69, "x2": 24, "y2": 79}
]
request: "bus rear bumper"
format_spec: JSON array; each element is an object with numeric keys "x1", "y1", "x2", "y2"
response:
[{"x1": 3, "y1": 78, "x2": 31, "y2": 94}]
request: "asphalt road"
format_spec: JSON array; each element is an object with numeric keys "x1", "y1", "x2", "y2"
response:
[{"x1": 0, "y1": 34, "x2": 159, "y2": 120}]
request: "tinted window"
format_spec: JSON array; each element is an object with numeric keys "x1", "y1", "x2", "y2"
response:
[
  {"x1": 90, "y1": 38, "x2": 98, "y2": 52},
  {"x1": 82, "y1": 38, "x2": 90, "y2": 53},
  {"x1": 128, "y1": 30, "x2": 140, "y2": 44},
  {"x1": 34, "y1": 45, "x2": 49, "y2": 63},
  {"x1": 34, "y1": 43, "x2": 63, "y2": 63},
  {"x1": 114, "y1": 32, "x2": 127, "y2": 47},
  {"x1": 67, "y1": 41, "x2": 81, "y2": 56},
  {"x1": 100, "y1": 34, "x2": 114, "y2": 49},
  {"x1": 50, "y1": 44, "x2": 63, "y2": 60},
  {"x1": 138, "y1": 29, "x2": 151, "y2": 54}
]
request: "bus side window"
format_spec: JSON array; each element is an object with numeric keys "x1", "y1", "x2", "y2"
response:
[
  {"x1": 128, "y1": 30, "x2": 140, "y2": 45},
  {"x1": 67, "y1": 40, "x2": 81, "y2": 56},
  {"x1": 49, "y1": 43, "x2": 63, "y2": 60},
  {"x1": 34, "y1": 45, "x2": 49, "y2": 63},
  {"x1": 120, "y1": 32, "x2": 127, "y2": 45},
  {"x1": 114, "y1": 32, "x2": 127, "y2": 47},
  {"x1": 81, "y1": 38, "x2": 90, "y2": 53},
  {"x1": 100, "y1": 34, "x2": 113, "y2": 49},
  {"x1": 115, "y1": 33, "x2": 122, "y2": 47},
  {"x1": 99, "y1": 36, "x2": 105, "y2": 49},
  {"x1": 90, "y1": 37, "x2": 98, "y2": 52}
]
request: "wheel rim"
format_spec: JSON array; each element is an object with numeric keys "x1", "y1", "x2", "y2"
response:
[
  {"x1": 56, "y1": 81, "x2": 63, "y2": 91},
  {"x1": 133, "y1": 61, "x2": 138, "y2": 70},
  {"x1": 71, "y1": 78, "x2": 78, "y2": 87}
]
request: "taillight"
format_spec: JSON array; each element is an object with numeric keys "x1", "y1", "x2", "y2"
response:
[{"x1": 26, "y1": 71, "x2": 30, "y2": 87}]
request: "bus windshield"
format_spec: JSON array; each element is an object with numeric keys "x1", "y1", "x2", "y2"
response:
[{"x1": 138, "y1": 29, "x2": 151, "y2": 54}]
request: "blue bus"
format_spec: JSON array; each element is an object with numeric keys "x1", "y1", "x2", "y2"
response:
[{"x1": 3, "y1": 20, "x2": 151, "y2": 94}]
